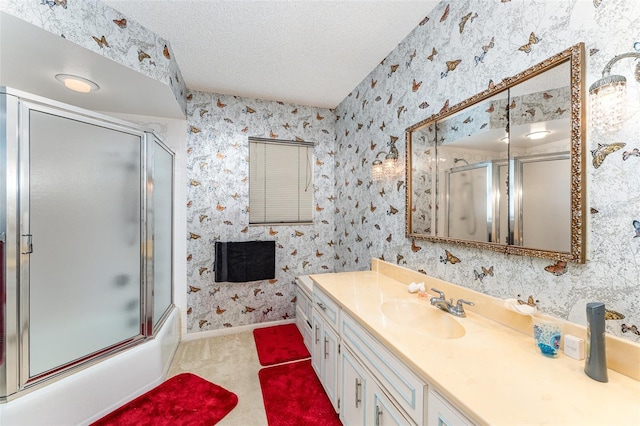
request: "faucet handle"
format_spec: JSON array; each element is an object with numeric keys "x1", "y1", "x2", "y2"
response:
[
  {"x1": 456, "y1": 299, "x2": 474, "y2": 308},
  {"x1": 430, "y1": 288, "x2": 445, "y2": 299}
]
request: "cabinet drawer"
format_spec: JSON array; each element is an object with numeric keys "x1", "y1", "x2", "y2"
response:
[
  {"x1": 341, "y1": 311, "x2": 426, "y2": 424},
  {"x1": 313, "y1": 286, "x2": 340, "y2": 331},
  {"x1": 296, "y1": 286, "x2": 311, "y2": 319}
]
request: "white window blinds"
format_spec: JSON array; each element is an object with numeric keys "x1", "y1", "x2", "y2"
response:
[{"x1": 249, "y1": 138, "x2": 314, "y2": 224}]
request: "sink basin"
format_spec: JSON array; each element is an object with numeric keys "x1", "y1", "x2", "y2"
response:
[{"x1": 380, "y1": 299, "x2": 466, "y2": 339}]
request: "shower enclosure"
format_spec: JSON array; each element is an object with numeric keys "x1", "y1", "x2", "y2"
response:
[
  {"x1": 0, "y1": 87, "x2": 174, "y2": 401},
  {"x1": 442, "y1": 153, "x2": 569, "y2": 250},
  {"x1": 444, "y1": 160, "x2": 506, "y2": 243}
]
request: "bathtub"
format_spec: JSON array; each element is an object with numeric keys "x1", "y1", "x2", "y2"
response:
[{"x1": 0, "y1": 307, "x2": 180, "y2": 425}]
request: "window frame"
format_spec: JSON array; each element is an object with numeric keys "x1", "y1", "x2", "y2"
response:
[{"x1": 248, "y1": 137, "x2": 315, "y2": 226}]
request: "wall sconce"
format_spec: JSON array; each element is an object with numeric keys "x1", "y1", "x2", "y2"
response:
[
  {"x1": 372, "y1": 138, "x2": 399, "y2": 182},
  {"x1": 589, "y1": 52, "x2": 640, "y2": 133}
]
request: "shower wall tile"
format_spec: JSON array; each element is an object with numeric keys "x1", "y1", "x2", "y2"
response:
[
  {"x1": 333, "y1": 0, "x2": 640, "y2": 343},
  {"x1": 185, "y1": 91, "x2": 335, "y2": 333},
  {"x1": 1, "y1": 0, "x2": 187, "y2": 115}
]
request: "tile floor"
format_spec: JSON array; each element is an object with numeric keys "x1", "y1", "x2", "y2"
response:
[{"x1": 167, "y1": 331, "x2": 269, "y2": 425}]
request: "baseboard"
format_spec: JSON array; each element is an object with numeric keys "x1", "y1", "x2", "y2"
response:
[{"x1": 181, "y1": 318, "x2": 296, "y2": 342}]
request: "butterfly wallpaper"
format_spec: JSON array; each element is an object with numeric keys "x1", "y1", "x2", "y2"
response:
[
  {"x1": 4, "y1": 0, "x2": 640, "y2": 342},
  {"x1": 332, "y1": 0, "x2": 640, "y2": 342},
  {"x1": 184, "y1": 92, "x2": 336, "y2": 331},
  {"x1": 1, "y1": 0, "x2": 187, "y2": 116}
]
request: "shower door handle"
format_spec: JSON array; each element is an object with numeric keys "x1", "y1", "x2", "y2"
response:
[{"x1": 21, "y1": 234, "x2": 33, "y2": 254}]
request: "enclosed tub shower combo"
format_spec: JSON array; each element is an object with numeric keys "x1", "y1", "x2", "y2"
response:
[{"x1": 0, "y1": 87, "x2": 177, "y2": 420}]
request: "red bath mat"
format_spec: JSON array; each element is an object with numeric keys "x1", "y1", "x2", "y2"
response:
[
  {"x1": 91, "y1": 373, "x2": 238, "y2": 426},
  {"x1": 253, "y1": 323, "x2": 310, "y2": 366},
  {"x1": 259, "y1": 360, "x2": 341, "y2": 426}
]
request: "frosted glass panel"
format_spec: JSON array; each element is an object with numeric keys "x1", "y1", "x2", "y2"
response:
[
  {"x1": 28, "y1": 111, "x2": 142, "y2": 376},
  {"x1": 521, "y1": 158, "x2": 571, "y2": 252},
  {"x1": 447, "y1": 166, "x2": 488, "y2": 242},
  {"x1": 499, "y1": 165, "x2": 509, "y2": 245},
  {"x1": 152, "y1": 141, "x2": 173, "y2": 327}
]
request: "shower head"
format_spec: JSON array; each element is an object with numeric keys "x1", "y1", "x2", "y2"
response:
[{"x1": 454, "y1": 158, "x2": 469, "y2": 165}]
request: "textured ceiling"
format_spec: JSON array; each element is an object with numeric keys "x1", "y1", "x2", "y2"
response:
[{"x1": 101, "y1": 0, "x2": 440, "y2": 109}]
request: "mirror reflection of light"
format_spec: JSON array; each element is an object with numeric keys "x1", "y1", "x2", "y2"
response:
[{"x1": 525, "y1": 131, "x2": 551, "y2": 140}]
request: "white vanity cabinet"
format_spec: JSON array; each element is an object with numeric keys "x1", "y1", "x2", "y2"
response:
[
  {"x1": 311, "y1": 286, "x2": 340, "y2": 412},
  {"x1": 310, "y1": 281, "x2": 472, "y2": 425},
  {"x1": 294, "y1": 276, "x2": 313, "y2": 352},
  {"x1": 341, "y1": 345, "x2": 413, "y2": 426},
  {"x1": 341, "y1": 311, "x2": 426, "y2": 425},
  {"x1": 427, "y1": 390, "x2": 473, "y2": 426}
]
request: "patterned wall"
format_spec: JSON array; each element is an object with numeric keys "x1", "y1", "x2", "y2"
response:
[
  {"x1": 333, "y1": 0, "x2": 640, "y2": 342},
  {"x1": 4, "y1": 0, "x2": 639, "y2": 342},
  {"x1": 185, "y1": 92, "x2": 335, "y2": 333},
  {"x1": 1, "y1": 0, "x2": 187, "y2": 115}
]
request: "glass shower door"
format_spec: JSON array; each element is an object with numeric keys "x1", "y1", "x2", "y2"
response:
[
  {"x1": 24, "y1": 108, "x2": 144, "y2": 378},
  {"x1": 148, "y1": 136, "x2": 174, "y2": 330}
]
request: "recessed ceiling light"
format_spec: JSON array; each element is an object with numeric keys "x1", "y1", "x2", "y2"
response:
[
  {"x1": 55, "y1": 74, "x2": 99, "y2": 93},
  {"x1": 525, "y1": 131, "x2": 550, "y2": 140}
]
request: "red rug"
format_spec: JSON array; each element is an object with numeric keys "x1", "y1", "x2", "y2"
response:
[
  {"x1": 253, "y1": 323, "x2": 310, "y2": 366},
  {"x1": 91, "y1": 373, "x2": 238, "y2": 426},
  {"x1": 259, "y1": 360, "x2": 341, "y2": 426}
]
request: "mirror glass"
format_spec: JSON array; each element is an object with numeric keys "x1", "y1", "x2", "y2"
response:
[
  {"x1": 406, "y1": 43, "x2": 585, "y2": 263},
  {"x1": 508, "y1": 61, "x2": 572, "y2": 252},
  {"x1": 408, "y1": 122, "x2": 436, "y2": 235},
  {"x1": 435, "y1": 91, "x2": 508, "y2": 244}
]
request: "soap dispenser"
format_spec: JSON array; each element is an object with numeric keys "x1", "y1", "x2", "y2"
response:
[{"x1": 584, "y1": 302, "x2": 608, "y2": 383}]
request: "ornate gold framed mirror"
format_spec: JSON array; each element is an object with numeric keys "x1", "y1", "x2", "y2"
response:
[{"x1": 406, "y1": 43, "x2": 585, "y2": 263}]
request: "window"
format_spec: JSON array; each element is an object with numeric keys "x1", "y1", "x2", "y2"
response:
[{"x1": 249, "y1": 137, "x2": 314, "y2": 224}]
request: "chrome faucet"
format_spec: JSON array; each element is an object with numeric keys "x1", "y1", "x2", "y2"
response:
[{"x1": 430, "y1": 288, "x2": 474, "y2": 317}]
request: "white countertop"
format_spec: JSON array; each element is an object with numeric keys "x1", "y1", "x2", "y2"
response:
[
  {"x1": 295, "y1": 274, "x2": 313, "y2": 297},
  {"x1": 310, "y1": 268, "x2": 640, "y2": 426}
]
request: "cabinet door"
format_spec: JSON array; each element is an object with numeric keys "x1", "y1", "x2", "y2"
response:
[
  {"x1": 371, "y1": 384, "x2": 412, "y2": 426},
  {"x1": 323, "y1": 325, "x2": 340, "y2": 411},
  {"x1": 311, "y1": 309, "x2": 324, "y2": 377},
  {"x1": 427, "y1": 390, "x2": 472, "y2": 426},
  {"x1": 340, "y1": 347, "x2": 367, "y2": 426},
  {"x1": 295, "y1": 305, "x2": 312, "y2": 353}
]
